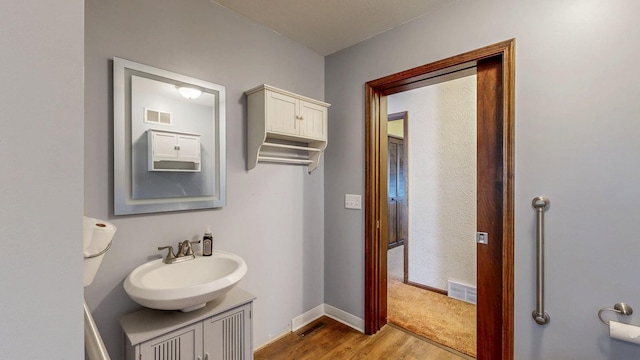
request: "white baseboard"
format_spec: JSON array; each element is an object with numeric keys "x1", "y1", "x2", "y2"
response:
[
  {"x1": 324, "y1": 304, "x2": 364, "y2": 332},
  {"x1": 254, "y1": 330, "x2": 291, "y2": 352},
  {"x1": 291, "y1": 304, "x2": 325, "y2": 331},
  {"x1": 290, "y1": 304, "x2": 364, "y2": 333}
]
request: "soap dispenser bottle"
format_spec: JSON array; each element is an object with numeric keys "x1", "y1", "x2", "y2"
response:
[{"x1": 202, "y1": 226, "x2": 213, "y2": 256}]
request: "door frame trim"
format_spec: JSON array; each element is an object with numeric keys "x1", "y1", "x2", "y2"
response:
[{"x1": 364, "y1": 39, "x2": 515, "y2": 359}]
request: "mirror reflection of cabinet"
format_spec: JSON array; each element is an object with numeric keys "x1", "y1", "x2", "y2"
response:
[
  {"x1": 147, "y1": 130, "x2": 201, "y2": 172},
  {"x1": 113, "y1": 57, "x2": 226, "y2": 214}
]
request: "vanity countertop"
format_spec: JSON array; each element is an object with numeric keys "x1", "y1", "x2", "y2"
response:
[{"x1": 119, "y1": 287, "x2": 256, "y2": 345}]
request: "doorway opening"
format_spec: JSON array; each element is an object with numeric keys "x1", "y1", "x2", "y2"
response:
[
  {"x1": 364, "y1": 40, "x2": 515, "y2": 359},
  {"x1": 386, "y1": 70, "x2": 478, "y2": 358}
]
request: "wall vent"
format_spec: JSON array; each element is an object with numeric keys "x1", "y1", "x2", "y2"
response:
[
  {"x1": 447, "y1": 280, "x2": 477, "y2": 304},
  {"x1": 145, "y1": 107, "x2": 172, "y2": 125}
]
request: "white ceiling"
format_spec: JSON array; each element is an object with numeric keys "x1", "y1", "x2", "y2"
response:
[{"x1": 211, "y1": 0, "x2": 458, "y2": 56}]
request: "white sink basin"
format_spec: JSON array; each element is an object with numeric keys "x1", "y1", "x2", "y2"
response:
[{"x1": 124, "y1": 251, "x2": 247, "y2": 312}]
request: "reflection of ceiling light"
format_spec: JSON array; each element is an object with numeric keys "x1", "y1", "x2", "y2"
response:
[{"x1": 177, "y1": 86, "x2": 202, "y2": 99}]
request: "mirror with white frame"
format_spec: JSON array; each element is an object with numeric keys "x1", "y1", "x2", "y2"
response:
[{"x1": 113, "y1": 57, "x2": 226, "y2": 215}]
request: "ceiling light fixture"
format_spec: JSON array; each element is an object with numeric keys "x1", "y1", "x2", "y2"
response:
[{"x1": 177, "y1": 86, "x2": 202, "y2": 99}]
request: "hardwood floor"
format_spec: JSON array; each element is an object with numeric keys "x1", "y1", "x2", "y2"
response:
[{"x1": 255, "y1": 316, "x2": 467, "y2": 360}]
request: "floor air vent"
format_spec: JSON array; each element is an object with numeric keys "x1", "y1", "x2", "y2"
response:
[
  {"x1": 447, "y1": 280, "x2": 477, "y2": 304},
  {"x1": 299, "y1": 322, "x2": 325, "y2": 337}
]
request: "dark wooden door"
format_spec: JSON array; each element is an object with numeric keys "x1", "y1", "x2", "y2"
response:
[
  {"x1": 387, "y1": 136, "x2": 406, "y2": 249},
  {"x1": 476, "y1": 54, "x2": 512, "y2": 359}
]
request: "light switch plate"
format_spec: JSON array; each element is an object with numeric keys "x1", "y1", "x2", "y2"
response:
[{"x1": 345, "y1": 194, "x2": 362, "y2": 210}]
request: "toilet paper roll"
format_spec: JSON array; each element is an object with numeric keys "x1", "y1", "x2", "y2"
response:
[
  {"x1": 83, "y1": 217, "x2": 117, "y2": 287},
  {"x1": 83, "y1": 217, "x2": 117, "y2": 257},
  {"x1": 610, "y1": 321, "x2": 640, "y2": 345}
]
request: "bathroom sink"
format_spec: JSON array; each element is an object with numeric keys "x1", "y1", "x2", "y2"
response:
[{"x1": 124, "y1": 251, "x2": 247, "y2": 312}]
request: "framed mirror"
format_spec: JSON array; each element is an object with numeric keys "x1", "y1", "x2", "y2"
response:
[{"x1": 113, "y1": 57, "x2": 226, "y2": 215}]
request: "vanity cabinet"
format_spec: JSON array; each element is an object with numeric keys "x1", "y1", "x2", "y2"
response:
[
  {"x1": 120, "y1": 287, "x2": 255, "y2": 360},
  {"x1": 246, "y1": 84, "x2": 330, "y2": 173},
  {"x1": 148, "y1": 130, "x2": 201, "y2": 172},
  {"x1": 138, "y1": 322, "x2": 202, "y2": 359}
]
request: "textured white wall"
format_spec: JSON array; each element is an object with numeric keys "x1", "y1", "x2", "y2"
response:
[
  {"x1": 85, "y1": 0, "x2": 325, "y2": 354},
  {"x1": 325, "y1": 0, "x2": 640, "y2": 358},
  {"x1": 388, "y1": 73, "x2": 477, "y2": 290},
  {"x1": 0, "y1": 0, "x2": 84, "y2": 358}
]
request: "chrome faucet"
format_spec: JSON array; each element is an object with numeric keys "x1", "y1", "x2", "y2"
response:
[
  {"x1": 158, "y1": 240, "x2": 201, "y2": 264},
  {"x1": 178, "y1": 240, "x2": 195, "y2": 257}
]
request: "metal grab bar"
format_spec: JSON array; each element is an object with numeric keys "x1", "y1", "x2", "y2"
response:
[
  {"x1": 532, "y1": 196, "x2": 551, "y2": 325},
  {"x1": 85, "y1": 299, "x2": 111, "y2": 360}
]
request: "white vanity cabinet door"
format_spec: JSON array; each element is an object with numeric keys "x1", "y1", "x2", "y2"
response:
[
  {"x1": 203, "y1": 303, "x2": 252, "y2": 360},
  {"x1": 265, "y1": 90, "x2": 299, "y2": 136},
  {"x1": 138, "y1": 322, "x2": 203, "y2": 360}
]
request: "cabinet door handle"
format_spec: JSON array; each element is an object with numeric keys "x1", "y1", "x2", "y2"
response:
[{"x1": 205, "y1": 353, "x2": 209, "y2": 360}]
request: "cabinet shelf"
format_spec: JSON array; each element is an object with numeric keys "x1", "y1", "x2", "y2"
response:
[
  {"x1": 257, "y1": 156, "x2": 314, "y2": 164},
  {"x1": 260, "y1": 142, "x2": 323, "y2": 152},
  {"x1": 246, "y1": 84, "x2": 330, "y2": 173}
]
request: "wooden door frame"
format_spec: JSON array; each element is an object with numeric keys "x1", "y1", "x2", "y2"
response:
[{"x1": 364, "y1": 39, "x2": 515, "y2": 359}]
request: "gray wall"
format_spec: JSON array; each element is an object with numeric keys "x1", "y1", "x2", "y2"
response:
[
  {"x1": 325, "y1": 0, "x2": 640, "y2": 358},
  {"x1": 85, "y1": 0, "x2": 325, "y2": 354},
  {"x1": 0, "y1": 0, "x2": 84, "y2": 358},
  {"x1": 9, "y1": 0, "x2": 640, "y2": 358}
]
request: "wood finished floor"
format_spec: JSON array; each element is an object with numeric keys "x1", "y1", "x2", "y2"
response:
[{"x1": 254, "y1": 316, "x2": 467, "y2": 360}]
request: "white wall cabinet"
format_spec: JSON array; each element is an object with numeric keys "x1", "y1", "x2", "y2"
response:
[
  {"x1": 246, "y1": 84, "x2": 330, "y2": 173},
  {"x1": 148, "y1": 130, "x2": 201, "y2": 172},
  {"x1": 265, "y1": 90, "x2": 326, "y2": 140},
  {"x1": 120, "y1": 288, "x2": 255, "y2": 360}
]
